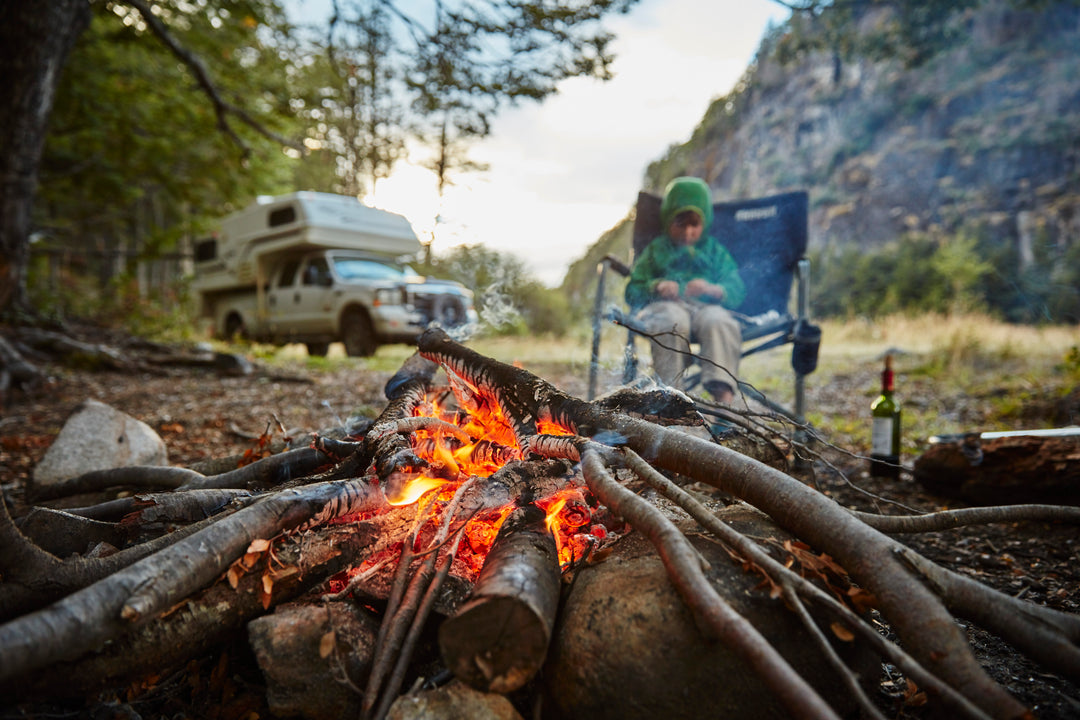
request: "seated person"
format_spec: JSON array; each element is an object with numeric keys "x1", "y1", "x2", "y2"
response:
[{"x1": 624, "y1": 177, "x2": 745, "y2": 403}]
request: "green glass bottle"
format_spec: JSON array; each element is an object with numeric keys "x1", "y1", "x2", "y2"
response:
[{"x1": 870, "y1": 355, "x2": 901, "y2": 478}]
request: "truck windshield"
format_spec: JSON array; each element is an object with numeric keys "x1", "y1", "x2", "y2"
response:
[{"x1": 332, "y1": 258, "x2": 409, "y2": 281}]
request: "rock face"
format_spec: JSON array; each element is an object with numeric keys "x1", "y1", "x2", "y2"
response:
[
  {"x1": 543, "y1": 504, "x2": 877, "y2": 720},
  {"x1": 32, "y1": 399, "x2": 168, "y2": 485},
  {"x1": 668, "y1": 2, "x2": 1080, "y2": 255}
]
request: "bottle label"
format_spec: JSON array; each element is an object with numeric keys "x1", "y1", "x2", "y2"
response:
[{"x1": 872, "y1": 417, "x2": 895, "y2": 455}]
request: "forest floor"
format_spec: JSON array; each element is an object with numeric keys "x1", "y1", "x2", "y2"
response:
[{"x1": 1, "y1": 320, "x2": 1079, "y2": 719}]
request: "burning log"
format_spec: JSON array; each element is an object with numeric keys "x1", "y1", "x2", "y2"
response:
[{"x1": 439, "y1": 503, "x2": 561, "y2": 693}]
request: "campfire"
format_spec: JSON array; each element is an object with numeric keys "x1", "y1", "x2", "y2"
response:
[{"x1": 2, "y1": 327, "x2": 1078, "y2": 720}]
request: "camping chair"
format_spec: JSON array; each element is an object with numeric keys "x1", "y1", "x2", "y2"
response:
[{"x1": 587, "y1": 189, "x2": 821, "y2": 423}]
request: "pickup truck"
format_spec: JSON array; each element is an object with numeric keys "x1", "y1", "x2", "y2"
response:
[{"x1": 192, "y1": 192, "x2": 477, "y2": 356}]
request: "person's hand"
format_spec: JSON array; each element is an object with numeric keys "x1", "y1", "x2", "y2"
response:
[
  {"x1": 655, "y1": 280, "x2": 680, "y2": 300},
  {"x1": 685, "y1": 278, "x2": 724, "y2": 301}
]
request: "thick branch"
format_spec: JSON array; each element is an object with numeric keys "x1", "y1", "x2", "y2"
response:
[
  {"x1": 438, "y1": 503, "x2": 561, "y2": 693},
  {"x1": 851, "y1": 504, "x2": 1080, "y2": 533},
  {"x1": 0, "y1": 479, "x2": 384, "y2": 681},
  {"x1": 580, "y1": 446, "x2": 841, "y2": 720}
]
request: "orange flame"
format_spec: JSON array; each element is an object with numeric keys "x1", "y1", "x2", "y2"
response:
[{"x1": 386, "y1": 475, "x2": 448, "y2": 506}]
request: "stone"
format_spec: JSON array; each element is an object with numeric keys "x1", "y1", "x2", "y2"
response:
[
  {"x1": 543, "y1": 504, "x2": 878, "y2": 720},
  {"x1": 248, "y1": 600, "x2": 379, "y2": 720},
  {"x1": 387, "y1": 681, "x2": 524, "y2": 720},
  {"x1": 33, "y1": 399, "x2": 168, "y2": 485}
]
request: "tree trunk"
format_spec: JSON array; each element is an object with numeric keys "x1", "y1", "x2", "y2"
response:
[{"x1": 0, "y1": 0, "x2": 90, "y2": 315}]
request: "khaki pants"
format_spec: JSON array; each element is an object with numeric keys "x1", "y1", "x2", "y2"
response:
[{"x1": 635, "y1": 300, "x2": 741, "y2": 391}]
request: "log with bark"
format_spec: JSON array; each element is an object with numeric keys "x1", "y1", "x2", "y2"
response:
[
  {"x1": 439, "y1": 502, "x2": 561, "y2": 693},
  {"x1": 0, "y1": 327, "x2": 1077, "y2": 720},
  {"x1": 915, "y1": 429, "x2": 1080, "y2": 505}
]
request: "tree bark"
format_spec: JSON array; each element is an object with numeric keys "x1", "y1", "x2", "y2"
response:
[{"x1": 0, "y1": 0, "x2": 90, "y2": 314}]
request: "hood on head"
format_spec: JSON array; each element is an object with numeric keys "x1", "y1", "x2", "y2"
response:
[{"x1": 660, "y1": 176, "x2": 713, "y2": 232}]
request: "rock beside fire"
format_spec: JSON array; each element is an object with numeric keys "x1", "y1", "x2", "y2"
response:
[
  {"x1": 32, "y1": 399, "x2": 168, "y2": 487},
  {"x1": 387, "y1": 681, "x2": 524, "y2": 720},
  {"x1": 543, "y1": 504, "x2": 877, "y2": 720},
  {"x1": 248, "y1": 600, "x2": 379, "y2": 719}
]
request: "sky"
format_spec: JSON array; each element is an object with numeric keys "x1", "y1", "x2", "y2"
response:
[{"x1": 290, "y1": 0, "x2": 789, "y2": 287}]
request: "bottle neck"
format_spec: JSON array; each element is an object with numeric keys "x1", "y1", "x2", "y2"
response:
[{"x1": 881, "y1": 368, "x2": 894, "y2": 393}]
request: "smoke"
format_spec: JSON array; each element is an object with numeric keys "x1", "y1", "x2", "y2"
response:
[{"x1": 477, "y1": 281, "x2": 522, "y2": 331}]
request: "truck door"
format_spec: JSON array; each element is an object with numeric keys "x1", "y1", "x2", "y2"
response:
[
  {"x1": 283, "y1": 255, "x2": 336, "y2": 335},
  {"x1": 267, "y1": 258, "x2": 301, "y2": 333}
]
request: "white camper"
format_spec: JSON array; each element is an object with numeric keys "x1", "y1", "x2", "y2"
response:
[{"x1": 192, "y1": 192, "x2": 475, "y2": 356}]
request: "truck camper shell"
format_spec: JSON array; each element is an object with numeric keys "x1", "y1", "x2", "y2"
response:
[{"x1": 193, "y1": 192, "x2": 422, "y2": 293}]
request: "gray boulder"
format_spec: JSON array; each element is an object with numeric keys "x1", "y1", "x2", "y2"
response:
[{"x1": 33, "y1": 399, "x2": 168, "y2": 486}]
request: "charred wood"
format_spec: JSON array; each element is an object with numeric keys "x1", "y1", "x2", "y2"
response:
[
  {"x1": 63, "y1": 487, "x2": 253, "y2": 525},
  {"x1": 26, "y1": 446, "x2": 333, "y2": 501},
  {"x1": 0, "y1": 479, "x2": 385, "y2": 682}
]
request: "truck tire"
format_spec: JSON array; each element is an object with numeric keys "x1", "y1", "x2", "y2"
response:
[
  {"x1": 223, "y1": 312, "x2": 246, "y2": 341},
  {"x1": 432, "y1": 294, "x2": 468, "y2": 328},
  {"x1": 342, "y1": 309, "x2": 377, "y2": 357},
  {"x1": 306, "y1": 342, "x2": 330, "y2": 357}
]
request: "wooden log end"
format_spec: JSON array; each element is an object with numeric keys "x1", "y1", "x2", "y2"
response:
[{"x1": 438, "y1": 595, "x2": 551, "y2": 694}]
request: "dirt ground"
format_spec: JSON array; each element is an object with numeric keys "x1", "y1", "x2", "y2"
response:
[{"x1": 1, "y1": 329, "x2": 1078, "y2": 719}]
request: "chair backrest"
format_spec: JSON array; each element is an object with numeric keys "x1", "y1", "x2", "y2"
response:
[{"x1": 633, "y1": 190, "x2": 808, "y2": 318}]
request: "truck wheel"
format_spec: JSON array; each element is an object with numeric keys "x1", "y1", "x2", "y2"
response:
[
  {"x1": 432, "y1": 294, "x2": 468, "y2": 328},
  {"x1": 223, "y1": 313, "x2": 246, "y2": 341},
  {"x1": 306, "y1": 342, "x2": 329, "y2": 357},
  {"x1": 342, "y1": 310, "x2": 376, "y2": 357}
]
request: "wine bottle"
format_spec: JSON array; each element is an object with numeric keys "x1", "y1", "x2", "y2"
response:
[{"x1": 870, "y1": 355, "x2": 901, "y2": 478}]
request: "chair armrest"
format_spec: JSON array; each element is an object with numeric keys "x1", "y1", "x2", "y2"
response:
[{"x1": 599, "y1": 255, "x2": 631, "y2": 277}]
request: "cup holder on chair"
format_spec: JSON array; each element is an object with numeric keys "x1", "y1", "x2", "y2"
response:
[{"x1": 791, "y1": 320, "x2": 821, "y2": 376}]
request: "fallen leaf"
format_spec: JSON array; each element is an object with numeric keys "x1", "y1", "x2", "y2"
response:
[
  {"x1": 247, "y1": 538, "x2": 271, "y2": 553},
  {"x1": 830, "y1": 621, "x2": 855, "y2": 642},
  {"x1": 904, "y1": 678, "x2": 928, "y2": 707},
  {"x1": 319, "y1": 631, "x2": 336, "y2": 658},
  {"x1": 847, "y1": 586, "x2": 878, "y2": 612}
]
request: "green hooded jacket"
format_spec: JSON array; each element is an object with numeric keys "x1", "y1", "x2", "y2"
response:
[{"x1": 624, "y1": 177, "x2": 746, "y2": 311}]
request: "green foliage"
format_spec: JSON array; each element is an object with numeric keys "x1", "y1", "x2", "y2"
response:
[
  {"x1": 29, "y1": 0, "x2": 641, "y2": 323},
  {"x1": 776, "y1": 0, "x2": 983, "y2": 70},
  {"x1": 810, "y1": 221, "x2": 1080, "y2": 323},
  {"x1": 300, "y1": 0, "x2": 641, "y2": 193},
  {"x1": 37, "y1": 1, "x2": 301, "y2": 272},
  {"x1": 422, "y1": 244, "x2": 572, "y2": 337}
]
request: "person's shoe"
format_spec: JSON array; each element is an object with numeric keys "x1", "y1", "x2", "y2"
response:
[{"x1": 704, "y1": 380, "x2": 735, "y2": 404}]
